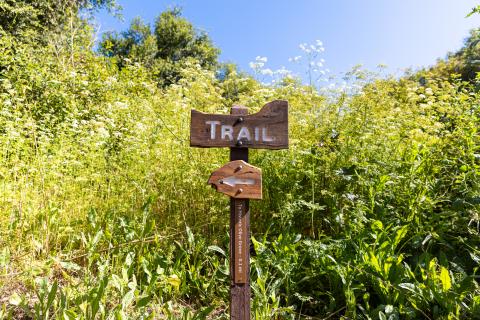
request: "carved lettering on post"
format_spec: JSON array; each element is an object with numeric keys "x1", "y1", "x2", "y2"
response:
[
  {"x1": 190, "y1": 100, "x2": 288, "y2": 149},
  {"x1": 234, "y1": 200, "x2": 248, "y2": 283}
]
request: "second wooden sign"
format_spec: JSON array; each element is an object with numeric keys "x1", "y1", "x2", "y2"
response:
[{"x1": 208, "y1": 160, "x2": 262, "y2": 200}]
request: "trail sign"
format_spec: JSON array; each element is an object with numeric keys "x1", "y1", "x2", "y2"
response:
[
  {"x1": 208, "y1": 160, "x2": 262, "y2": 199},
  {"x1": 232, "y1": 199, "x2": 248, "y2": 284},
  {"x1": 190, "y1": 100, "x2": 288, "y2": 149},
  {"x1": 190, "y1": 101, "x2": 289, "y2": 320}
]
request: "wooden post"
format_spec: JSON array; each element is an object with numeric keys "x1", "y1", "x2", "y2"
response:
[
  {"x1": 229, "y1": 105, "x2": 250, "y2": 320},
  {"x1": 189, "y1": 100, "x2": 288, "y2": 319}
]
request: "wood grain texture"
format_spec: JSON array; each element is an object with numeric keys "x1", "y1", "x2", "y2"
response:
[
  {"x1": 190, "y1": 100, "x2": 288, "y2": 149},
  {"x1": 208, "y1": 160, "x2": 262, "y2": 200},
  {"x1": 234, "y1": 199, "x2": 248, "y2": 283},
  {"x1": 229, "y1": 105, "x2": 251, "y2": 320}
]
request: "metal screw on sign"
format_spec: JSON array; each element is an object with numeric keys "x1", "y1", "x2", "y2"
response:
[{"x1": 190, "y1": 100, "x2": 289, "y2": 320}]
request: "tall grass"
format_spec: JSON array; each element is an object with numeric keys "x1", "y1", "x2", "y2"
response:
[{"x1": 0, "y1": 27, "x2": 479, "y2": 319}]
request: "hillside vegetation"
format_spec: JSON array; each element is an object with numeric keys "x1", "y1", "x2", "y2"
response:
[{"x1": 0, "y1": 3, "x2": 479, "y2": 319}]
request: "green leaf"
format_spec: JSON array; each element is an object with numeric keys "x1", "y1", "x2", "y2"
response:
[
  {"x1": 207, "y1": 245, "x2": 225, "y2": 257},
  {"x1": 111, "y1": 274, "x2": 123, "y2": 292},
  {"x1": 466, "y1": 5, "x2": 480, "y2": 17},
  {"x1": 136, "y1": 295, "x2": 151, "y2": 308},
  {"x1": 394, "y1": 225, "x2": 408, "y2": 247},
  {"x1": 121, "y1": 289, "x2": 135, "y2": 309},
  {"x1": 469, "y1": 252, "x2": 480, "y2": 264},
  {"x1": 186, "y1": 225, "x2": 194, "y2": 245},
  {"x1": 46, "y1": 280, "x2": 58, "y2": 310},
  {"x1": 59, "y1": 260, "x2": 81, "y2": 271},
  {"x1": 369, "y1": 251, "x2": 382, "y2": 273},
  {"x1": 371, "y1": 220, "x2": 384, "y2": 232},
  {"x1": 399, "y1": 283, "x2": 418, "y2": 295},
  {"x1": 167, "y1": 274, "x2": 181, "y2": 291},
  {"x1": 90, "y1": 230, "x2": 103, "y2": 250},
  {"x1": 379, "y1": 311, "x2": 387, "y2": 320},
  {"x1": 440, "y1": 267, "x2": 451, "y2": 291},
  {"x1": 91, "y1": 276, "x2": 109, "y2": 318},
  {"x1": 193, "y1": 306, "x2": 214, "y2": 320}
]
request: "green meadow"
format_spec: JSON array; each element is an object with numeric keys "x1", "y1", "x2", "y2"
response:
[{"x1": 0, "y1": 2, "x2": 479, "y2": 319}]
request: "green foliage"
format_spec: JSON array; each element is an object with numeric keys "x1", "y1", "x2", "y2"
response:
[
  {"x1": 154, "y1": 8, "x2": 218, "y2": 66},
  {"x1": 100, "y1": 8, "x2": 220, "y2": 87},
  {"x1": 0, "y1": 0, "x2": 118, "y2": 37},
  {"x1": 99, "y1": 16, "x2": 157, "y2": 67},
  {"x1": 0, "y1": 4, "x2": 479, "y2": 319},
  {"x1": 467, "y1": 5, "x2": 480, "y2": 17},
  {"x1": 423, "y1": 28, "x2": 480, "y2": 84}
]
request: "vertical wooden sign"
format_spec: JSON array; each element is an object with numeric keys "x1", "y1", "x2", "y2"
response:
[
  {"x1": 190, "y1": 100, "x2": 288, "y2": 320},
  {"x1": 229, "y1": 106, "x2": 250, "y2": 319},
  {"x1": 234, "y1": 199, "x2": 248, "y2": 283}
]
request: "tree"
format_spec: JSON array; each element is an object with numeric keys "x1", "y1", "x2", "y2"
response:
[
  {"x1": 0, "y1": 0, "x2": 118, "y2": 36},
  {"x1": 452, "y1": 28, "x2": 480, "y2": 81},
  {"x1": 154, "y1": 8, "x2": 218, "y2": 68},
  {"x1": 421, "y1": 28, "x2": 480, "y2": 84},
  {"x1": 99, "y1": 8, "x2": 220, "y2": 87},
  {"x1": 99, "y1": 17, "x2": 157, "y2": 68}
]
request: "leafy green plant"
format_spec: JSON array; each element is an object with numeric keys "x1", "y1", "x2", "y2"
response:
[
  {"x1": 0, "y1": 3, "x2": 479, "y2": 319},
  {"x1": 33, "y1": 278, "x2": 58, "y2": 320}
]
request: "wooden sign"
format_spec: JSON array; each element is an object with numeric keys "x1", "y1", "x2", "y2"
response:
[
  {"x1": 190, "y1": 102, "x2": 289, "y2": 320},
  {"x1": 190, "y1": 100, "x2": 288, "y2": 149},
  {"x1": 208, "y1": 160, "x2": 262, "y2": 199},
  {"x1": 233, "y1": 199, "x2": 248, "y2": 283}
]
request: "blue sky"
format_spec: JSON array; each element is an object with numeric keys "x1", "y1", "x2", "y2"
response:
[{"x1": 94, "y1": 1, "x2": 480, "y2": 82}]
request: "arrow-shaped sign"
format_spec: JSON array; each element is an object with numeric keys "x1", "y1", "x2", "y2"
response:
[
  {"x1": 208, "y1": 160, "x2": 262, "y2": 199},
  {"x1": 221, "y1": 176, "x2": 255, "y2": 187}
]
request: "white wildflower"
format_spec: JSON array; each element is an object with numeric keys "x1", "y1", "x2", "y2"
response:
[
  {"x1": 249, "y1": 61, "x2": 264, "y2": 70},
  {"x1": 115, "y1": 101, "x2": 128, "y2": 110},
  {"x1": 92, "y1": 120, "x2": 104, "y2": 128},
  {"x1": 288, "y1": 55, "x2": 302, "y2": 62},
  {"x1": 276, "y1": 67, "x2": 292, "y2": 76},
  {"x1": 260, "y1": 68, "x2": 274, "y2": 76},
  {"x1": 97, "y1": 127, "x2": 110, "y2": 138}
]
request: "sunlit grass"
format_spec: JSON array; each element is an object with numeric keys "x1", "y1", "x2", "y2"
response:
[{"x1": 0, "y1": 27, "x2": 479, "y2": 320}]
